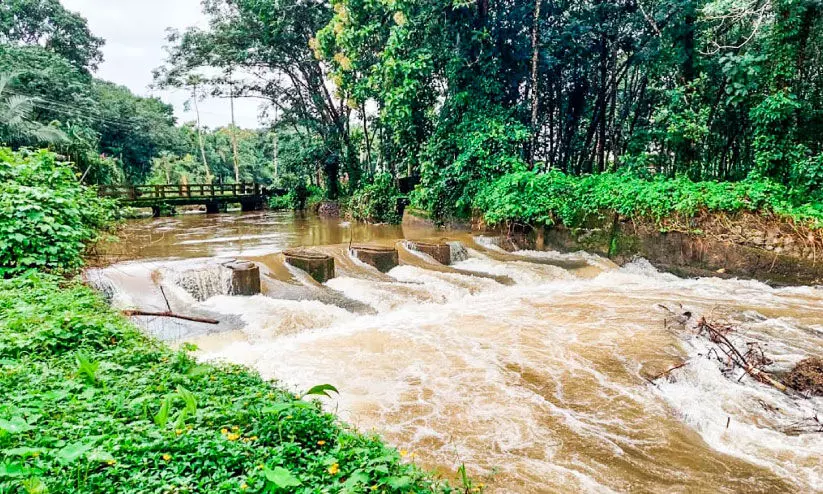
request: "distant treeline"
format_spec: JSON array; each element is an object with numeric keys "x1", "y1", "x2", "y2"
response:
[{"x1": 2, "y1": 0, "x2": 821, "y2": 222}]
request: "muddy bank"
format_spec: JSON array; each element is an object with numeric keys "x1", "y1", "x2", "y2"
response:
[{"x1": 404, "y1": 210, "x2": 823, "y2": 286}]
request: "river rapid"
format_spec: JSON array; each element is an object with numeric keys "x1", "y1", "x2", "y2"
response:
[{"x1": 89, "y1": 211, "x2": 823, "y2": 493}]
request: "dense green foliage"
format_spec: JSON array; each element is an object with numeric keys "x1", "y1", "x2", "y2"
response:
[
  {"x1": 348, "y1": 173, "x2": 403, "y2": 224},
  {"x1": 158, "y1": 0, "x2": 821, "y2": 222},
  {"x1": 476, "y1": 171, "x2": 823, "y2": 229},
  {"x1": 0, "y1": 274, "x2": 455, "y2": 493},
  {"x1": 0, "y1": 148, "x2": 114, "y2": 276}
]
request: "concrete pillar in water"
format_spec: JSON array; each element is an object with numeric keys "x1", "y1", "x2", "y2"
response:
[
  {"x1": 206, "y1": 202, "x2": 221, "y2": 215},
  {"x1": 224, "y1": 261, "x2": 261, "y2": 296},
  {"x1": 284, "y1": 249, "x2": 335, "y2": 283},
  {"x1": 351, "y1": 245, "x2": 399, "y2": 273},
  {"x1": 409, "y1": 241, "x2": 452, "y2": 265}
]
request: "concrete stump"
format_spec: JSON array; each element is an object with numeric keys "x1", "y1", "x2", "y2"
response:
[
  {"x1": 351, "y1": 245, "x2": 399, "y2": 273},
  {"x1": 409, "y1": 241, "x2": 452, "y2": 265},
  {"x1": 206, "y1": 203, "x2": 221, "y2": 214},
  {"x1": 284, "y1": 249, "x2": 335, "y2": 283},
  {"x1": 224, "y1": 261, "x2": 261, "y2": 296}
]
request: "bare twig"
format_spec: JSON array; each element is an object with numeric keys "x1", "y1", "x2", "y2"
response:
[{"x1": 122, "y1": 310, "x2": 219, "y2": 325}]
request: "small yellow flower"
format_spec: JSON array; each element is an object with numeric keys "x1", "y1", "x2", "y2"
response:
[
  {"x1": 250, "y1": 436, "x2": 258, "y2": 441},
  {"x1": 232, "y1": 426, "x2": 239, "y2": 431},
  {"x1": 327, "y1": 463, "x2": 340, "y2": 475},
  {"x1": 162, "y1": 454, "x2": 171, "y2": 461},
  {"x1": 221, "y1": 428, "x2": 228, "y2": 435},
  {"x1": 371, "y1": 486, "x2": 378, "y2": 491},
  {"x1": 257, "y1": 464, "x2": 264, "y2": 470},
  {"x1": 227, "y1": 432, "x2": 241, "y2": 441},
  {"x1": 107, "y1": 459, "x2": 116, "y2": 466},
  {"x1": 240, "y1": 483, "x2": 248, "y2": 490},
  {"x1": 175, "y1": 429, "x2": 183, "y2": 436},
  {"x1": 399, "y1": 450, "x2": 408, "y2": 457},
  {"x1": 317, "y1": 440, "x2": 326, "y2": 446},
  {"x1": 285, "y1": 415, "x2": 293, "y2": 420}
]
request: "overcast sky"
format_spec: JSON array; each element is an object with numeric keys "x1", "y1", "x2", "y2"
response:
[{"x1": 61, "y1": 0, "x2": 261, "y2": 129}]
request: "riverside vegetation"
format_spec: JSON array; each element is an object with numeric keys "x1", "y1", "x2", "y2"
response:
[
  {"x1": 0, "y1": 149, "x2": 461, "y2": 492},
  {"x1": 1, "y1": 0, "x2": 821, "y2": 230}
]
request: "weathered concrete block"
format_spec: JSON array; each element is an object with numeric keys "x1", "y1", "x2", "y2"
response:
[
  {"x1": 224, "y1": 261, "x2": 261, "y2": 296},
  {"x1": 409, "y1": 241, "x2": 452, "y2": 265},
  {"x1": 351, "y1": 245, "x2": 399, "y2": 273},
  {"x1": 284, "y1": 249, "x2": 336, "y2": 283}
]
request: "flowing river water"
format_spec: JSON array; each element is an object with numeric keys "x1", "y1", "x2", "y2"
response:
[{"x1": 88, "y1": 211, "x2": 823, "y2": 493}]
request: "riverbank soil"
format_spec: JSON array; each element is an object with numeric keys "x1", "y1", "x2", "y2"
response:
[{"x1": 466, "y1": 211, "x2": 823, "y2": 286}]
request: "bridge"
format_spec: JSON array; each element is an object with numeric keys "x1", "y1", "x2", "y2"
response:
[{"x1": 99, "y1": 183, "x2": 281, "y2": 216}]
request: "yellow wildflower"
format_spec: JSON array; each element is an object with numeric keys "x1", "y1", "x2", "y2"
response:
[
  {"x1": 285, "y1": 415, "x2": 293, "y2": 420},
  {"x1": 328, "y1": 463, "x2": 340, "y2": 475},
  {"x1": 317, "y1": 440, "x2": 326, "y2": 446},
  {"x1": 107, "y1": 459, "x2": 116, "y2": 466},
  {"x1": 227, "y1": 432, "x2": 241, "y2": 441},
  {"x1": 232, "y1": 426, "x2": 239, "y2": 431},
  {"x1": 399, "y1": 450, "x2": 408, "y2": 457},
  {"x1": 240, "y1": 483, "x2": 248, "y2": 490},
  {"x1": 175, "y1": 429, "x2": 183, "y2": 436},
  {"x1": 257, "y1": 464, "x2": 264, "y2": 470},
  {"x1": 162, "y1": 454, "x2": 171, "y2": 461},
  {"x1": 221, "y1": 428, "x2": 228, "y2": 435}
]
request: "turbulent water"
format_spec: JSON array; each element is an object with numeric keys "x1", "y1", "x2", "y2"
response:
[{"x1": 92, "y1": 211, "x2": 823, "y2": 493}]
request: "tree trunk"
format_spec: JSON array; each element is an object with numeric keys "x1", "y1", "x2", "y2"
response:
[
  {"x1": 529, "y1": 0, "x2": 543, "y2": 167},
  {"x1": 192, "y1": 86, "x2": 212, "y2": 183},
  {"x1": 229, "y1": 82, "x2": 240, "y2": 184}
]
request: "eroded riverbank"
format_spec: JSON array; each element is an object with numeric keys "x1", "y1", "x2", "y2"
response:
[{"x1": 90, "y1": 211, "x2": 823, "y2": 493}]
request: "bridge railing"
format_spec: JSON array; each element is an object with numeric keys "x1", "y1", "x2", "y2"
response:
[{"x1": 99, "y1": 183, "x2": 264, "y2": 201}]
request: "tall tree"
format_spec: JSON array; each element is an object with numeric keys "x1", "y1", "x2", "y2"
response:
[{"x1": 0, "y1": 0, "x2": 104, "y2": 71}]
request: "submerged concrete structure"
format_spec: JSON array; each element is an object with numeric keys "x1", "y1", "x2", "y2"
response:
[
  {"x1": 284, "y1": 249, "x2": 336, "y2": 283},
  {"x1": 351, "y1": 245, "x2": 399, "y2": 273},
  {"x1": 408, "y1": 241, "x2": 452, "y2": 265},
  {"x1": 224, "y1": 261, "x2": 261, "y2": 296}
]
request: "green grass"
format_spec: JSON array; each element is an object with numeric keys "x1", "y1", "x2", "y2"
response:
[
  {"x1": 474, "y1": 170, "x2": 823, "y2": 230},
  {"x1": 0, "y1": 274, "x2": 456, "y2": 493}
]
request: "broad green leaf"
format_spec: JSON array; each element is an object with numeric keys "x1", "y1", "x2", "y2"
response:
[
  {"x1": 263, "y1": 466, "x2": 302, "y2": 488},
  {"x1": 302, "y1": 384, "x2": 339, "y2": 399},
  {"x1": 0, "y1": 417, "x2": 32, "y2": 435},
  {"x1": 55, "y1": 441, "x2": 93, "y2": 465}
]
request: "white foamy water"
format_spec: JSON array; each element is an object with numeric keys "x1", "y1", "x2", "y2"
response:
[{"x1": 99, "y1": 242, "x2": 823, "y2": 493}]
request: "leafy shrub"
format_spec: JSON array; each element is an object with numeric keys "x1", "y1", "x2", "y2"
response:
[
  {"x1": 268, "y1": 194, "x2": 294, "y2": 210},
  {"x1": 348, "y1": 173, "x2": 403, "y2": 224},
  {"x1": 475, "y1": 170, "x2": 823, "y2": 229},
  {"x1": 270, "y1": 174, "x2": 325, "y2": 211},
  {"x1": 413, "y1": 104, "x2": 529, "y2": 221},
  {"x1": 0, "y1": 148, "x2": 115, "y2": 276},
  {"x1": 0, "y1": 274, "x2": 457, "y2": 493}
]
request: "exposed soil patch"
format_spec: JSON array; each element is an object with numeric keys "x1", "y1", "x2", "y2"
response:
[{"x1": 785, "y1": 358, "x2": 823, "y2": 397}]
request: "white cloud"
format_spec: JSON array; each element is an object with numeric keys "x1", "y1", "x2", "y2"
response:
[{"x1": 61, "y1": 0, "x2": 261, "y2": 129}]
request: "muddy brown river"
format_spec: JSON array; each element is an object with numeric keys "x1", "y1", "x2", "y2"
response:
[{"x1": 89, "y1": 211, "x2": 823, "y2": 493}]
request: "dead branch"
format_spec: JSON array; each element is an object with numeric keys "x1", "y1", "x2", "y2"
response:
[
  {"x1": 696, "y1": 317, "x2": 788, "y2": 393},
  {"x1": 122, "y1": 310, "x2": 219, "y2": 325},
  {"x1": 652, "y1": 361, "x2": 690, "y2": 381}
]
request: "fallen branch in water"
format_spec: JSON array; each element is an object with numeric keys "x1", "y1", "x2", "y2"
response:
[
  {"x1": 651, "y1": 361, "x2": 690, "y2": 381},
  {"x1": 122, "y1": 310, "x2": 219, "y2": 325},
  {"x1": 695, "y1": 317, "x2": 788, "y2": 394}
]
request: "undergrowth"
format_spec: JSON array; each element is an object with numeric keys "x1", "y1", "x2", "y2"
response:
[
  {"x1": 0, "y1": 274, "x2": 457, "y2": 493},
  {"x1": 475, "y1": 171, "x2": 823, "y2": 229}
]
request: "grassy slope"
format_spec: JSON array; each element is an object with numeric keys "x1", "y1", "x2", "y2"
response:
[{"x1": 0, "y1": 274, "x2": 454, "y2": 494}]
